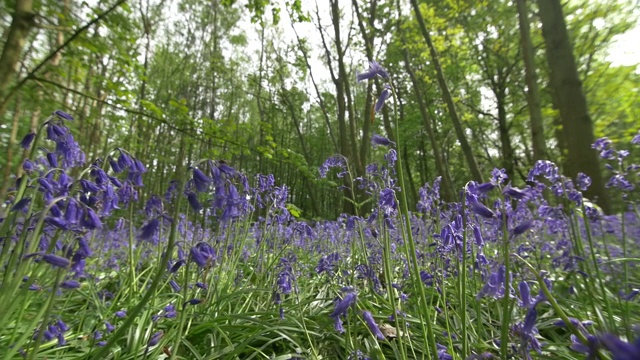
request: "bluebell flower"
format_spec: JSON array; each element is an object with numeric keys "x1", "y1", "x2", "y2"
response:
[
  {"x1": 502, "y1": 185, "x2": 526, "y2": 199},
  {"x1": 331, "y1": 291, "x2": 357, "y2": 318},
  {"x1": 374, "y1": 84, "x2": 392, "y2": 113},
  {"x1": 513, "y1": 220, "x2": 535, "y2": 236},
  {"x1": 20, "y1": 132, "x2": 36, "y2": 149},
  {"x1": 61, "y1": 280, "x2": 80, "y2": 289},
  {"x1": 184, "y1": 298, "x2": 204, "y2": 307},
  {"x1": 599, "y1": 333, "x2": 640, "y2": 360},
  {"x1": 10, "y1": 197, "x2": 31, "y2": 212},
  {"x1": 385, "y1": 149, "x2": 397, "y2": 168},
  {"x1": 361, "y1": 311, "x2": 385, "y2": 340},
  {"x1": 42, "y1": 253, "x2": 70, "y2": 268},
  {"x1": 148, "y1": 331, "x2": 163, "y2": 347},
  {"x1": 105, "y1": 322, "x2": 114, "y2": 333},
  {"x1": 371, "y1": 134, "x2": 395, "y2": 147},
  {"x1": 192, "y1": 168, "x2": 212, "y2": 192},
  {"x1": 490, "y1": 168, "x2": 508, "y2": 184},
  {"x1": 186, "y1": 192, "x2": 203, "y2": 211},
  {"x1": 319, "y1": 155, "x2": 346, "y2": 178},
  {"x1": 356, "y1": 61, "x2": 389, "y2": 82},
  {"x1": 519, "y1": 281, "x2": 533, "y2": 308},
  {"x1": 138, "y1": 218, "x2": 160, "y2": 241},
  {"x1": 437, "y1": 343, "x2": 453, "y2": 360},
  {"x1": 333, "y1": 316, "x2": 345, "y2": 333},
  {"x1": 469, "y1": 200, "x2": 495, "y2": 219},
  {"x1": 632, "y1": 131, "x2": 640, "y2": 144},
  {"x1": 54, "y1": 110, "x2": 74, "y2": 121},
  {"x1": 115, "y1": 310, "x2": 126, "y2": 318},
  {"x1": 471, "y1": 224, "x2": 484, "y2": 247}
]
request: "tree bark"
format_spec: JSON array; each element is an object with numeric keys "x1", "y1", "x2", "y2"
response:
[
  {"x1": 408, "y1": 0, "x2": 484, "y2": 183},
  {"x1": 399, "y1": 37, "x2": 456, "y2": 202},
  {"x1": 0, "y1": 0, "x2": 35, "y2": 102},
  {"x1": 320, "y1": 0, "x2": 355, "y2": 214},
  {"x1": 537, "y1": 0, "x2": 611, "y2": 213},
  {"x1": 516, "y1": 0, "x2": 547, "y2": 162}
]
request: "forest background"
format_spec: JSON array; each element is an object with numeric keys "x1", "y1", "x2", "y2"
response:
[{"x1": 1, "y1": 0, "x2": 639, "y2": 219}]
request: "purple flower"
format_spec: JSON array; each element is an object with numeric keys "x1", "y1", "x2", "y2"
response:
[
  {"x1": 371, "y1": 134, "x2": 395, "y2": 147},
  {"x1": 148, "y1": 331, "x2": 163, "y2": 347},
  {"x1": 333, "y1": 316, "x2": 345, "y2": 333},
  {"x1": 356, "y1": 61, "x2": 389, "y2": 82},
  {"x1": 186, "y1": 192, "x2": 203, "y2": 211},
  {"x1": 61, "y1": 280, "x2": 80, "y2": 289},
  {"x1": 576, "y1": 173, "x2": 591, "y2": 191},
  {"x1": 105, "y1": 322, "x2": 114, "y2": 333},
  {"x1": 469, "y1": 201, "x2": 495, "y2": 219},
  {"x1": 519, "y1": 281, "x2": 533, "y2": 308},
  {"x1": 169, "y1": 280, "x2": 181, "y2": 292},
  {"x1": 319, "y1": 155, "x2": 346, "y2": 178},
  {"x1": 56, "y1": 320, "x2": 69, "y2": 332},
  {"x1": 471, "y1": 224, "x2": 484, "y2": 247},
  {"x1": 138, "y1": 218, "x2": 160, "y2": 241},
  {"x1": 42, "y1": 254, "x2": 70, "y2": 268},
  {"x1": 502, "y1": 185, "x2": 526, "y2": 199},
  {"x1": 522, "y1": 308, "x2": 537, "y2": 334},
  {"x1": 512, "y1": 220, "x2": 535, "y2": 236},
  {"x1": 115, "y1": 310, "x2": 127, "y2": 318},
  {"x1": 81, "y1": 208, "x2": 102, "y2": 229},
  {"x1": 490, "y1": 168, "x2": 508, "y2": 185},
  {"x1": 592, "y1": 137, "x2": 612, "y2": 151},
  {"x1": 331, "y1": 292, "x2": 357, "y2": 318},
  {"x1": 11, "y1": 197, "x2": 31, "y2": 212},
  {"x1": 192, "y1": 168, "x2": 212, "y2": 192},
  {"x1": 361, "y1": 311, "x2": 385, "y2": 340},
  {"x1": 20, "y1": 132, "x2": 36, "y2": 149},
  {"x1": 599, "y1": 333, "x2": 640, "y2": 360},
  {"x1": 374, "y1": 84, "x2": 392, "y2": 113},
  {"x1": 54, "y1": 110, "x2": 74, "y2": 121},
  {"x1": 632, "y1": 131, "x2": 640, "y2": 145},
  {"x1": 184, "y1": 298, "x2": 204, "y2": 307}
]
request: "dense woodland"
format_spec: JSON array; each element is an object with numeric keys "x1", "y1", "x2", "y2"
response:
[{"x1": 1, "y1": 0, "x2": 639, "y2": 218}]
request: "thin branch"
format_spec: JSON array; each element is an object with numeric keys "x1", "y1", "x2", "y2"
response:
[{"x1": 0, "y1": 0, "x2": 127, "y2": 110}]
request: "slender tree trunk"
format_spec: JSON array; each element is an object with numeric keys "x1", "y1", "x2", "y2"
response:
[
  {"x1": 400, "y1": 42, "x2": 456, "y2": 202},
  {"x1": 0, "y1": 0, "x2": 35, "y2": 102},
  {"x1": 408, "y1": 0, "x2": 484, "y2": 182},
  {"x1": 537, "y1": 0, "x2": 610, "y2": 213},
  {"x1": 321, "y1": 0, "x2": 355, "y2": 214},
  {"x1": 496, "y1": 84, "x2": 515, "y2": 182},
  {"x1": 516, "y1": 0, "x2": 547, "y2": 162},
  {"x1": 351, "y1": 0, "x2": 376, "y2": 176},
  {"x1": 0, "y1": 98, "x2": 23, "y2": 201}
]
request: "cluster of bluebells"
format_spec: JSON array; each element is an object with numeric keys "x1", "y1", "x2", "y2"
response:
[
  {"x1": 4, "y1": 106, "x2": 640, "y2": 360},
  {"x1": 31, "y1": 319, "x2": 69, "y2": 347},
  {"x1": 593, "y1": 134, "x2": 640, "y2": 199},
  {"x1": 356, "y1": 61, "x2": 392, "y2": 114}
]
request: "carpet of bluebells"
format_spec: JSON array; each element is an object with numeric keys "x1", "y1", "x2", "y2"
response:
[{"x1": 1, "y1": 110, "x2": 640, "y2": 360}]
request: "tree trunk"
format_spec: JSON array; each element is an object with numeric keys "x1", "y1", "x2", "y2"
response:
[
  {"x1": 0, "y1": 0, "x2": 35, "y2": 101},
  {"x1": 408, "y1": 0, "x2": 484, "y2": 183},
  {"x1": 496, "y1": 83, "x2": 515, "y2": 182},
  {"x1": 0, "y1": 98, "x2": 23, "y2": 201},
  {"x1": 516, "y1": 0, "x2": 547, "y2": 162},
  {"x1": 320, "y1": 0, "x2": 355, "y2": 214},
  {"x1": 537, "y1": 0, "x2": 611, "y2": 213},
  {"x1": 399, "y1": 36, "x2": 456, "y2": 202}
]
